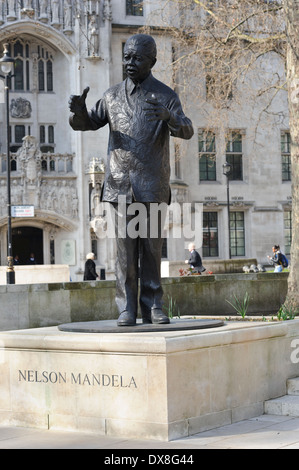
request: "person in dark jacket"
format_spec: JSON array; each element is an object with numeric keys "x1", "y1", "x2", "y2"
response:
[
  {"x1": 83, "y1": 252, "x2": 99, "y2": 280},
  {"x1": 13, "y1": 255, "x2": 20, "y2": 265},
  {"x1": 28, "y1": 253, "x2": 36, "y2": 264},
  {"x1": 69, "y1": 34, "x2": 193, "y2": 326},
  {"x1": 185, "y1": 243, "x2": 206, "y2": 274}
]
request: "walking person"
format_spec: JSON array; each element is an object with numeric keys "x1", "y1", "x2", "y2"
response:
[
  {"x1": 83, "y1": 252, "x2": 99, "y2": 280},
  {"x1": 185, "y1": 242, "x2": 206, "y2": 274}
]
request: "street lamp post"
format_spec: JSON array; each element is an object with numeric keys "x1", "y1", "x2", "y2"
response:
[
  {"x1": 0, "y1": 44, "x2": 15, "y2": 284},
  {"x1": 223, "y1": 161, "x2": 232, "y2": 260}
]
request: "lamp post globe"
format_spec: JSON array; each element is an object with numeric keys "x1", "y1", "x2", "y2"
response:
[
  {"x1": 0, "y1": 44, "x2": 14, "y2": 75},
  {"x1": 222, "y1": 161, "x2": 232, "y2": 176}
]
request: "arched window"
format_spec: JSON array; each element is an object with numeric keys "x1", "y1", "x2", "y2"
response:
[
  {"x1": 47, "y1": 60, "x2": 53, "y2": 91},
  {"x1": 38, "y1": 58, "x2": 53, "y2": 91},
  {"x1": 48, "y1": 125, "x2": 54, "y2": 143},
  {"x1": 11, "y1": 159, "x2": 17, "y2": 171},
  {"x1": 5, "y1": 40, "x2": 30, "y2": 91},
  {"x1": 1, "y1": 40, "x2": 54, "y2": 93},
  {"x1": 14, "y1": 58, "x2": 24, "y2": 90},
  {"x1": 38, "y1": 59, "x2": 45, "y2": 91},
  {"x1": 14, "y1": 41, "x2": 23, "y2": 57},
  {"x1": 40, "y1": 125, "x2": 45, "y2": 143}
]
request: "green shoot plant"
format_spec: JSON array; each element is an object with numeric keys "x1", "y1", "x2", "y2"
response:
[
  {"x1": 163, "y1": 295, "x2": 181, "y2": 319},
  {"x1": 226, "y1": 292, "x2": 250, "y2": 318},
  {"x1": 277, "y1": 304, "x2": 298, "y2": 321}
]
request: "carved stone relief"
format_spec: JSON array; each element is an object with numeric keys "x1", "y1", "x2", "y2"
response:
[
  {"x1": 0, "y1": 136, "x2": 78, "y2": 220},
  {"x1": 86, "y1": 155, "x2": 106, "y2": 235},
  {"x1": 10, "y1": 97, "x2": 32, "y2": 118}
]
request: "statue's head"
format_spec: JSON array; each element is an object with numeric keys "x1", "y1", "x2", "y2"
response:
[
  {"x1": 123, "y1": 34, "x2": 157, "y2": 82},
  {"x1": 125, "y1": 34, "x2": 157, "y2": 59}
]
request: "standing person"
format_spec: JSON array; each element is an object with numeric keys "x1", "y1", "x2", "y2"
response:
[
  {"x1": 267, "y1": 245, "x2": 286, "y2": 272},
  {"x1": 83, "y1": 252, "x2": 99, "y2": 281},
  {"x1": 28, "y1": 253, "x2": 36, "y2": 264},
  {"x1": 185, "y1": 242, "x2": 206, "y2": 274},
  {"x1": 13, "y1": 255, "x2": 20, "y2": 265},
  {"x1": 69, "y1": 33, "x2": 194, "y2": 326}
]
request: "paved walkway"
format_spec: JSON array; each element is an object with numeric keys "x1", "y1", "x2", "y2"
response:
[{"x1": 0, "y1": 414, "x2": 299, "y2": 449}]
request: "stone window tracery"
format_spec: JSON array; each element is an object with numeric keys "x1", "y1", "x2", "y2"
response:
[
  {"x1": 1, "y1": 39, "x2": 54, "y2": 93},
  {"x1": 39, "y1": 125, "x2": 55, "y2": 152}
]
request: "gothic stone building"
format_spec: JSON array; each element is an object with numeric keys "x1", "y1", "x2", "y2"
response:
[{"x1": 0, "y1": 0, "x2": 292, "y2": 280}]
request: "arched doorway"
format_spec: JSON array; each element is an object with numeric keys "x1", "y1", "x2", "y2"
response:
[{"x1": 12, "y1": 227, "x2": 43, "y2": 265}]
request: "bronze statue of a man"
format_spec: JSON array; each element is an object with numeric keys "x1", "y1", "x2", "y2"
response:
[{"x1": 69, "y1": 34, "x2": 194, "y2": 326}]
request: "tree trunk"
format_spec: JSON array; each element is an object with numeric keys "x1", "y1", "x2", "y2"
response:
[{"x1": 284, "y1": 0, "x2": 299, "y2": 309}]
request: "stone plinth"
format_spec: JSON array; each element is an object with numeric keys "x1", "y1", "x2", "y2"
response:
[
  {"x1": 0, "y1": 319, "x2": 298, "y2": 441},
  {"x1": 0, "y1": 265, "x2": 70, "y2": 285}
]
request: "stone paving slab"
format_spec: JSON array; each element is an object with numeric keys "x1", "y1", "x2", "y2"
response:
[{"x1": 0, "y1": 415, "x2": 299, "y2": 449}]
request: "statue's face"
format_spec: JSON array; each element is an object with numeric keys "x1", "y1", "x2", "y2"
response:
[{"x1": 123, "y1": 41, "x2": 156, "y2": 82}]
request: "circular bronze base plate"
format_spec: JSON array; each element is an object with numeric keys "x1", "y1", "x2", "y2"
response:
[{"x1": 58, "y1": 318, "x2": 224, "y2": 333}]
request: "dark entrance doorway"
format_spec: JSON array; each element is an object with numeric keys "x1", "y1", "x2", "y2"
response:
[{"x1": 12, "y1": 227, "x2": 43, "y2": 265}]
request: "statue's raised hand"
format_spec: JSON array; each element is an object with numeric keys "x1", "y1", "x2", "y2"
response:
[
  {"x1": 69, "y1": 87, "x2": 90, "y2": 114},
  {"x1": 144, "y1": 94, "x2": 170, "y2": 122}
]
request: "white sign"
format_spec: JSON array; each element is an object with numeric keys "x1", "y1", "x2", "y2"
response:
[
  {"x1": 11, "y1": 205, "x2": 35, "y2": 217},
  {"x1": 61, "y1": 239, "x2": 76, "y2": 265}
]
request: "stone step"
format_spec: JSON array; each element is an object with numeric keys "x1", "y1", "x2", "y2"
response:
[
  {"x1": 264, "y1": 395, "x2": 299, "y2": 417},
  {"x1": 287, "y1": 377, "x2": 299, "y2": 396},
  {"x1": 264, "y1": 377, "x2": 299, "y2": 417}
]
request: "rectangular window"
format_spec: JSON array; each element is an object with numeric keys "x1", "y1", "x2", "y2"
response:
[
  {"x1": 281, "y1": 132, "x2": 291, "y2": 181},
  {"x1": 1, "y1": 157, "x2": 6, "y2": 172},
  {"x1": 26, "y1": 60, "x2": 30, "y2": 91},
  {"x1": 199, "y1": 130, "x2": 216, "y2": 181},
  {"x1": 122, "y1": 42, "x2": 127, "y2": 80},
  {"x1": 226, "y1": 131, "x2": 243, "y2": 180},
  {"x1": 126, "y1": 0, "x2": 143, "y2": 16},
  {"x1": 9, "y1": 124, "x2": 28, "y2": 153},
  {"x1": 40, "y1": 125, "x2": 55, "y2": 152},
  {"x1": 203, "y1": 212, "x2": 218, "y2": 257},
  {"x1": 15, "y1": 125, "x2": 25, "y2": 143},
  {"x1": 230, "y1": 211, "x2": 245, "y2": 256},
  {"x1": 50, "y1": 239, "x2": 55, "y2": 264},
  {"x1": 284, "y1": 210, "x2": 292, "y2": 256}
]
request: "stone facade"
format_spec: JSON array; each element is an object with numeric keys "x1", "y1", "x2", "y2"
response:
[{"x1": 0, "y1": 1, "x2": 291, "y2": 280}]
